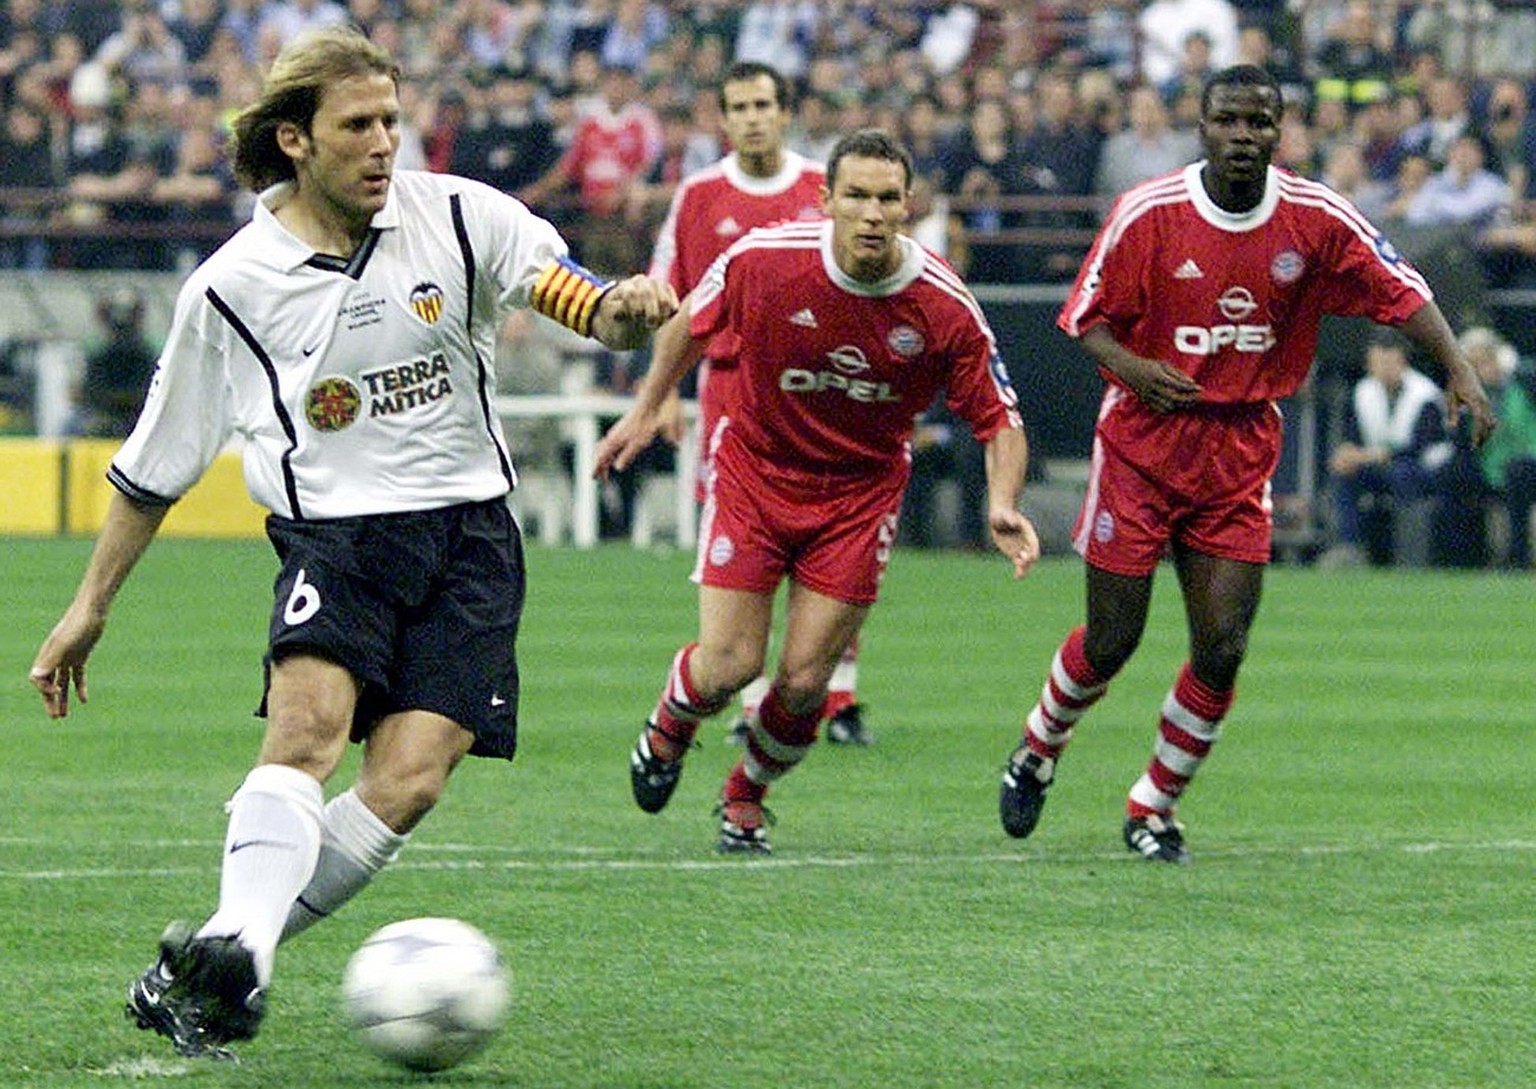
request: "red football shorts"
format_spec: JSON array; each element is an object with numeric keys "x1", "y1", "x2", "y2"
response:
[
  {"x1": 693, "y1": 361, "x2": 735, "y2": 504},
  {"x1": 1074, "y1": 389, "x2": 1282, "y2": 576},
  {"x1": 693, "y1": 432, "x2": 906, "y2": 605}
]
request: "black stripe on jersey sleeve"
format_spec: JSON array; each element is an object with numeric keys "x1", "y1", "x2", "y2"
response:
[
  {"x1": 450, "y1": 193, "x2": 516, "y2": 490},
  {"x1": 304, "y1": 229, "x2": 382, "y2": 279},
  {"x1": 205, "y1": 286, "x2": 305, "y2": 520},
  {"x1": 105, "y1": 463, "x2": 176, "y2": 507}
]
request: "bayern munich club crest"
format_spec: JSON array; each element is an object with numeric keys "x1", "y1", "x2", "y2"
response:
[
  {"x1": 887, "y1": 325, "x2": 924, "y2": 358},
  {"x1": 305, "y1": 375, "x2": 362, "y2": 432},
  {"x1": 708, "y1": 534, "x2": 735, "y2": 567},
  {"x1": 409, "y1": 281, "x2": 445, "y2": 325},
  {"x1": 1270, "y1": 249, "x2": 1304, "y2": 284}
]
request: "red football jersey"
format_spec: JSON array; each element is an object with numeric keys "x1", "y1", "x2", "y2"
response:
[
  {"x1": 1060, "y1": 164, "x2": 1432, "y2": 404},
  {"x1": 649, "y1": 150, "x2": 825, "y2": 296},
  {"x1": 690, "y1": 220, "x2": 1023, "y2": 477}
]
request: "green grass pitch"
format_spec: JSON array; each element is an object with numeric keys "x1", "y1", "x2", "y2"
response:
[{"x1": 3, "y1": 537, "x2": 1533, "y2": 1087}]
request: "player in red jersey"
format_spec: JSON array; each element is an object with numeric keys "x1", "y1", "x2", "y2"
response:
[
  {"x1": 648, "y1": 63, "x2": 880, "y2": 746},
  {"x1": 998, "y1": 65, "x2": 1496, "y2": 862},
  {"x1": 598, "y1": 129, "x2": 1041, "y2": 852}
]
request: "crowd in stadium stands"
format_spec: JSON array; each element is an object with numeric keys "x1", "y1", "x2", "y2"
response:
[
  {"x1": 2, "y1": 0, "x2": 1536, "y2": 294},
  {"x1": 6, "y1": 1, "x2": 1536, "y2": 564}
]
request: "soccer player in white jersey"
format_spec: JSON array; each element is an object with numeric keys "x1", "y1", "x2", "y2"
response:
[
  {"x1": 598, "y1": 129, "x2": 1042, "y2": 852},
  {"x1": 27, "y1": 28, "x2": 674, "y2": 1057},
  {"x1": 645, "y1": 62, "x2": 875, "y2": 756},
  {"x1": 998, "y1": 65, "x2": 1496, "y2": 862}
]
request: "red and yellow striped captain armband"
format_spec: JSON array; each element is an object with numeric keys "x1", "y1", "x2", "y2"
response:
[{"x1": 529, "y1": 256, "x2": 614, "y2": 338}]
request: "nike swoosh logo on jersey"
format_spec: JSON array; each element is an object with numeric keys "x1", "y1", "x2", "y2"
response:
[{"x1": 302, "y1": 344, "x2": 319, "y2": 357}]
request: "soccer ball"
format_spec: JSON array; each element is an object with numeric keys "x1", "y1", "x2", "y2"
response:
[{"x1": 341, "y1": 917, "x2": 510, "y2": 1072}]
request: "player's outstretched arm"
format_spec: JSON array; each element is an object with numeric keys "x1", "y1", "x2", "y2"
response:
[
  {"x1": 594, "y1": 301, "x2": 704, "y2": 479},
  {"x1": 1399, "y1": 302, "x2": 1498, "y2": 447},
  {"x1": 30, "y1": 492, "x2": 168, "y2": 718},
  {"x1": 983, "y1": 427, "x2": 1040, "y2": 579},
  {"x1": 590, "y1": 275, "x2": 679, "y2": 351}
]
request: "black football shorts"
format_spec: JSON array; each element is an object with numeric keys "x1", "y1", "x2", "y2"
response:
[{"x1": 262, "y1": 498, "x2": 526, "y2": 760}]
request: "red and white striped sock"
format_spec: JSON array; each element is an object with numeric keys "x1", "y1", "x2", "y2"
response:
[
  {"x1": 819, "y1": 636, "x2": 859, "y2": 720},
  {"x1": 1127, "y1": 663, "x2": 1232, "y2": 818},
  {"x1": 740, "y1": 686, "x2": 820, "y2": 787},
  {"x1": 648, "y1": 643, "x2": 727, "y2": 760},
  {"x1": 1023, "y1": 626, "x2": 1108, "y2": 761}
]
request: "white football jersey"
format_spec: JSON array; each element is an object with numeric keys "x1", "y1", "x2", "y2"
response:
[{"x1": 111, "y1": 170, "x2": 569, "y2": 519}]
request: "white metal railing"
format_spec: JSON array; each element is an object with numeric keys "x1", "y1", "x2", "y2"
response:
[{"x1": 495, "y1": 392, "x2": 697, "y2": 550}]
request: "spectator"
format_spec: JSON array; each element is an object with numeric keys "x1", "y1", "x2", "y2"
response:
[
  {"x1": 0, "y1": 94, "x2": 49, "y2": 183},
  {"x1": 62, "y1": 60, "x2": 127, "y2": 182},
  {"x1": 1397, "y1": 75, "x2": 1472, "y2": 168},
  {"x1": 1083, "y1": 0, "x2": 1138, "y2": 81},
  {"x1": 219, "y1": 0, "x2": 267, "y2": 64},
  {"x1": 94, "y1": 9, "x2": 187, "y2": 88},
  {"x1": 1311, "y1": 0, "x2": 1395, "y2": 111},
  {"x1": 151, "y1": 121, "x2": 237, "y2": 270},
  {"x1": 1354, "y1": 94, "x2": 1408, "y2": 183},
  {"x1": 1321, "y1": 140, "x2": 1392, "y2": 224},
  {"x1": 901, "y1": 395, "x2": 989, "y2": 550},
  {"x1": 1274, "y1": 107, "x2": 1320, "y2": 178},
  {"x1": 1235, "y1": 21, "x2": 1305, "y2": 102},
  {"x1": 457, "y1": 0, "x2": 540, "y2": 71},
  {"x1": 1019, "y1": 69, "x2": 1100, "y2": 199},
  {"x1": 1381, "y1": 152, "x2": 1435, "y2": 224},
  {"x1": 786, "y1": 89, "x2": 838, "y2": 163},
  {"x1": 624, "y1": 102, "x2": 696, "y2": 232},
  {"x1": 1319, "y1": 330, "x2": 1458, "y2": 568},
  {"x1": 448, "y1": 65, "x2": 558, "y2": 195},
  {"x1": 903, "y1": 94, "x2": 950, "y2": 191},
  {"x1": 1094, "y1": 84, "x2": 1200, "y2": 197},
  {"x1": 519, "y1": 61, "x2": 662, "y2": 276},
  {"x1": 681, "y1": 1, "x2": 743, "y2": 55},
  {"x1": 1481, "y1": 77, "x2": 1535, "y2": 204},
  {"x1": 1461, "y1": 326, "x2": 1536, "y2": 568},
  {"x1": 73, "y1": 286, "x2": 158, "y2": 438},
  {"x1": 919, "y1": 1, "x2": 980, "y2": 78},
  {"x1": 734, "y1": 0, "x2": 818, "y2": 81},
  {"x1": 601, "y1": 0, "x2": 668, "y2": 74},
  {"x1": 1404, "y1": 0, "x2": 1536, "y2": 83},
  {"x1": 1137, "y1": 0, "x2": 1238, "y2": 87},
  {"x1": 1404, "y1": 132, "x2": 1511, "y2": 231},
  {"x1": 0, "y1": 100, "x2": 54, "y2": 268},
  {"x1": 344, "y1": 0, "x2": 391, "y2": 38},
  {"x1": 1310, "y1": 96, "x2": 1356, "y2": 167},
  {"x1": 258, "y1": 0, "x2": 349, "y2": 52},
  {"x1": 942, "y1": 96, "x2": 1032, "y2": 282},
  {"x1": 1158, "y1": 29, "x2": 1216, "y2": 112},
  {"x1": 168, "y1": 0, "x2": 227, "y2": 69}
]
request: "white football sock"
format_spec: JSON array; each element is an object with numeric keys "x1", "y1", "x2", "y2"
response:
[
  {"x1": 280, "y1": 788, "x2": 408, "y2": 942},
  {"x1": 199, "y1": 763, "x2": 323, "y2": 987}
]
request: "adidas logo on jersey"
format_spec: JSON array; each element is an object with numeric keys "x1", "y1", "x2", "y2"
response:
[
  {"x1": 716, "y1": 216, "x2": 742, "y2": 237},
  {"x1": 789, "y1": 308, "x2": 818, "y2": 328},
  {"x1": 1174, "y1": 259, "x2": 1204, "y2": 279}
]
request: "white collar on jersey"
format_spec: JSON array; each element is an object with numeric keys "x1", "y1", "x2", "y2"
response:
[
  {"x1": 253, "y1": 175, "x2": 403, "y2": 271},
  {"x1": 1185, "y1": 161, "x2": 1281, "y2": 233},
  {"x1": 721, "y1": 149, "x2": 817, "y2": 196},
  {"x1": 818, "y1": 219, "x2": 925, "y2": 297}
]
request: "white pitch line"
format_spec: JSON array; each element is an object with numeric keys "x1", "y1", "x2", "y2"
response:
[{"x1": 2, "y1": 839, "x2": 1534, "y2": 881}]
